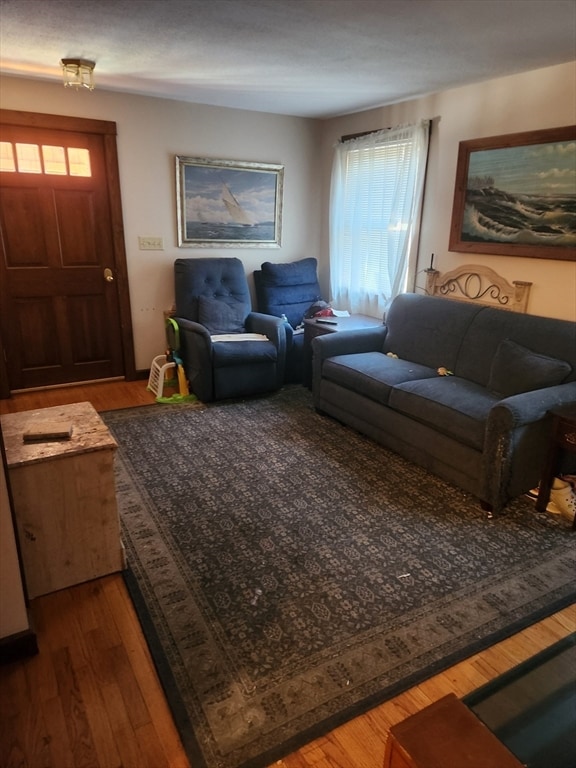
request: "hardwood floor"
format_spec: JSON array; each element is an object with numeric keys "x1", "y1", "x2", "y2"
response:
[{"x1": 1, "y1": 380, "x2": 575, "y2": 768}]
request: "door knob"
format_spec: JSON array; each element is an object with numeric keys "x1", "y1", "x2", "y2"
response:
[{"x1": 104, "y1": 268, "x2": 114, "y2": 282}]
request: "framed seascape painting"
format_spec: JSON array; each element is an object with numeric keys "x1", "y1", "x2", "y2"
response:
[
  {"x1": 449, "y1": 125, "x2": 576, "y2": 261},
  {"x1": 176, "y1": 156, "x2": 284, "y2": 247}
]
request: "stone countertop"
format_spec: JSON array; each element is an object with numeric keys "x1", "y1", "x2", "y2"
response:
[{"x1": 1, "y1": 401, "x2": 117, "y2": 468}]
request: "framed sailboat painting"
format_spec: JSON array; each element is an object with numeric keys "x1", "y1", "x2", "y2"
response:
[{"x1": 176, "y1": 156, "x2": 284, "y2": 247}]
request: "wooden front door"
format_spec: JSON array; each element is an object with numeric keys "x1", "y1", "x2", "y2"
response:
[{"x1": 0, "y1": 111, "x2": 135, "y2": 392}]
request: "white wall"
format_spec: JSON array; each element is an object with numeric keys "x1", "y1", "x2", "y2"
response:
[
  {"x1": 0, "y1": 77, "x2": 322, "y2": 369},
  {"x1": 319, "y1": 61, "x2": 576, "y2": 321}
]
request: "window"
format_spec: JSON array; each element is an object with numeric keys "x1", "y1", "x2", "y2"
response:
[
  {"x1": 329, "y1": 121, "x2": 430, "y2": 317},
  {"x1": 0, "y1": 142, "x2": 91, "y2": 176}
]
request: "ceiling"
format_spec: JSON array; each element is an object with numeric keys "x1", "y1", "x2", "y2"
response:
[{"x1": 1, "y1": 0, "x2": 575, "y2": 119}]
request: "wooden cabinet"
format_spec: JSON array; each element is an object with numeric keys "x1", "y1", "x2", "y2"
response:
[
  {"x1": 1, "y1": 402, "x2": 125, "y2": 599},
  {"x1": 383, "y1": 694, "x2": 523, "y2": 768},
  {"x1": 536, "y1": 403, "x2": 576, "y2": 527}
]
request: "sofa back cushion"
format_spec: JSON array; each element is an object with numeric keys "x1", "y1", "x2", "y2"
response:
[
  {"x1": 456, "y1": 307, "x2": 576, "y2": 387},
  {"x1": 254, "y1": 258, "x2": 322, "y2": 328},
  {"x1": 384, "y1": 294, "x2": 482, "y2": 371},
  {"x1": 488, "y1": 339, "x2": 572, "y2": 397},
  {"x1": 175, "y1": 257, "x2": 251, "y2": 321}
]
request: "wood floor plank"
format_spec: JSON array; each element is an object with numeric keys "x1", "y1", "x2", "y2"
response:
[
  {"x1": 0, "y1": 715, "x2": 29, "y2": 768},
  {"x1": 105, "y1": 643, "x2": 152, "y2": 730},
  {"x1": 134, "y1": 720, "x2": 175, "y2": 768},
  {"x1": 74, "y1": 662, "x2": 123, "y2": 768},
  {"x1": 18, "y1": 687, "x2": 51, "y2": 768},
  {"x1": 22, "y1": 641, "x2": 59, "y2": 705},
  {"x1": 72, "y1": 580, "x2": 120, "y2": 640},
  {"x1": 51, "y1": 648, "x2": 99, "y2": 768},
  {"x1": 332, "y1": 719, "x2": 388, "y2": 767},
  {"x1": 101, "y1": 575, "x2": 189, "y2": 767},
  {"x1": 0, "y1": 662, "x2": 29, "y2": 718},
  {"x1": 98, "y1": 680, "x2": 151, "y2": 768},
  {"x1": 40, "y1": 694, "x2": 76, "y2": 768},
  {"x1": 32, "y1": 590, "x2": 90, "y2": 672}
]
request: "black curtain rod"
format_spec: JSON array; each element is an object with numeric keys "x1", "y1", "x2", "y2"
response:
[
  {"x1": 340, "y1": 121, "x2": 432, "y2": 143},
  {"x1": 340, "y1": 128, "x2": 389, "y2": 143}
]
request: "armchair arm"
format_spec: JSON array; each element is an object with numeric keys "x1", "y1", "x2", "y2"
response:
[
  {"x1": 245, "y1": 311, "x2": 287, "y2": 385},
  {"x1": 173, "y1": 316, "x2": 211, "y2": 342},
  {"x1": 172, "y1": 316, "x2": 213, "y2": 402},
  {"x1": 246, "y1": 312, "x2": 285, "y2": 344}
]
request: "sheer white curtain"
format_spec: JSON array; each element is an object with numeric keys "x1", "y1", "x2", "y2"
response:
[{"x1": 329, "y1": 120, "x2": 430, "y2": 317}]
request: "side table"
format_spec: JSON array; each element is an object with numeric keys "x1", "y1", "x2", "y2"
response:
[
  {"x1": 303, "y1": 313, "x2": 383, "y2": 387},
  {"x1": 1, "y1": 402, "x2": 125, "y2": 598},
  {"x1": 536, "y1": 403, "x2": 576, "y2": 529},
  {"x1": 383, "y1": 693, "x2": 523, "y2": 768}
]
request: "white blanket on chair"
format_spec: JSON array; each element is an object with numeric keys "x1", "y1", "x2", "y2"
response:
[{"x1": 210, "y1": 333, "x2": 269, "y2": 342}]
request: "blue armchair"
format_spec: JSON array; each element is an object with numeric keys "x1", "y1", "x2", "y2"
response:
[
  {"x1": 254, "y1": 258, "x2": 322, "y2": 383},
  {"x1": 173, "y1": 258, "x2": 286, "y2": 402}
]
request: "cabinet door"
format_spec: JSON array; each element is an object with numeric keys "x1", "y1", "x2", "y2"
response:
[{"x1": 10, "y1": 449, "x2": 124, "y2": 598}]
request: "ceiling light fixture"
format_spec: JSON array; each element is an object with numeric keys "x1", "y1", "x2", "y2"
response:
[{"x1": 60, "y1": 58, "x2": 95, "y2": 91}]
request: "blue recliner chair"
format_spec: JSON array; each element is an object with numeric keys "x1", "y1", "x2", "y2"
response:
[
  {"x1": 254, "y1": 258, "x2": 322, "y2": 383},
  {"x1": 173, "y1": 257, "x2": 286, "y2": 402}
]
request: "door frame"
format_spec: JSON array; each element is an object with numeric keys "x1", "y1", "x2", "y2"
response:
[{"x1": 0, "y1": 109, "x2": 136, "y2": 397}]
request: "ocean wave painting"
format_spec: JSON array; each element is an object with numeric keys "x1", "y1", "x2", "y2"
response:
[
  {"x1": 462, "y1": 187, "x2": 576, "y2": 247},
  {"x1": 450, "y1": 127, "x2": 576, "y2": 260}
]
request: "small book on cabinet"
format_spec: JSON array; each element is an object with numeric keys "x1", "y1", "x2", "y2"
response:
[{"x1": 23, "y1": 421, "x2": 74, "y2": 442}]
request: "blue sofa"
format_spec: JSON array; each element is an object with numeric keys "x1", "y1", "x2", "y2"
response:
[{"x1": 312, "y1": 293, "x2": 576, "y2": 514}]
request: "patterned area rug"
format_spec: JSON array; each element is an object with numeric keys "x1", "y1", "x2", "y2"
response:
[{"x1": 101, "y1": 387, "x2": 576, "y2": 768}]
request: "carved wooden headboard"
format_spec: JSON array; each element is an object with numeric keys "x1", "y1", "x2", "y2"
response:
[{"x1": 425, "y1": 264, "x2": 532, "y2": 313}]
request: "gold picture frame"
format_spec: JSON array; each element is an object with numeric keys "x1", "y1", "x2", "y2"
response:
[
  {"x1": 176, "y1": 156, "x2": 284, "y2": 248},
  {"x1": 449, "y1": 125, "x2": 576, "y2": 261}
]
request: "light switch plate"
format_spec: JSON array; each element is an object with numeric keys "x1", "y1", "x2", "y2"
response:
[{"x1": 138, "y1": 236, "x2": 164, "y2": 250}]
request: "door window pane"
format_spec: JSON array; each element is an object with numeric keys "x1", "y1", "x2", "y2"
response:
[
  {"x1": 0, "y1": 142, "x2": 16, "y2": 172},
  {"x1": 68, "y1": 147, "x2": 91, "y2": 177},
  {"x1": 42, "y1": 145, "x2": 67, "y2": 175},
  {"x1": 16, "y1": 143, "x2": 42, "y2": 173}
]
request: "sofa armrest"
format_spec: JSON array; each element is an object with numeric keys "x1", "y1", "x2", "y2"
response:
[
  {"x1": 312, "y1": 326, "x2": 388, "y2": 361},
  {"x1": 483, "y1": 381, "x2": 576, "y2": 513},
  {"x1": 488, "y1": 381, "x2": 576, "y2": 430}
]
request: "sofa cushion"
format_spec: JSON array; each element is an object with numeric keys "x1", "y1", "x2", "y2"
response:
[
  {"x1": 256, "y1": 258, "x2": 322, "y2": 328},
  {"x1": 322, "y1": 352, "x2": 438, "y2": 405},
  {"x1": 260, "y1": 257, "x2": 318, "y2": 286},
  {"x1": 213, "y1": 339, "x2": 277, "y2": 367},
  {"x1": 384, "y1": 293, "x2": 482, "y2": 370},
  {"x1": 488, "y1": 339, "x2": 572, "y2": 397},
  {"x1": 389, "y1": 377, "x2": 499, "y2": 450},
  {"x1": 198, "y1": 296, "x2": 246, "y2": 333},
  {"x1": 456, "y1": 306, "x2": 576, "y2": 387},
  {"x1": 175, "y1": 257, "x2": 251, "y2": 321}
]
